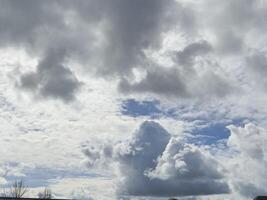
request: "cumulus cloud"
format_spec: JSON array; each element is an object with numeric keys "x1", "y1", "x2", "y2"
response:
[
  {"x1": 226, "y1": 123, "x2": 267, "y2": 198},
  {"x1": 146, "y1": 137, "x2": 225, "y2": 181},
  {"x1": 82, "y1": 121, "x2": 229, "y2": 197},
  {"x1": 82, "y1": 121, "x2": 267, "y2": 199}
]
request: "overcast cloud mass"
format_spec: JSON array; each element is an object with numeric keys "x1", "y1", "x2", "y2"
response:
[{"x1": 0, "y1": 0, "x2": 267, "y2": 200}]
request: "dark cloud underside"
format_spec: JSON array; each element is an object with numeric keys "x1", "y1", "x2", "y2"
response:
[{"x1": 83, "y1": 121, "x2": 229, "y2": 197}]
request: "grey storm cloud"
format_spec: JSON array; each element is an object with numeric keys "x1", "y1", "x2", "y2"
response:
[
  {"x1": 174, "y1": 40, "x2": 212, "y2": 67},
  {"x1": 246, "y1": 51, "x2": 267, "y2": 91},
  {"x1": 119, "y1": 67, "x2": 189, "y2": 98},
  {"x1": 18, "y1": 48, "x2": 81, "y2": 102},
  {"x1": 96, "y1": 0, "x2": 176, "y2": 76},
  {"x1": 0, "y1": 0, "x2": 178, "y2": 102},
  {"x1": 114, "y1": 0, "x2": 267, "y2": 99},
  {"x1": 0, "y1": 0, "x2": 88, "y2": 102},
  {"x1": 82, "y1": 121, "x2": 229, "y2": 197},
  {"x1": 119, "y1": 41, "x2": 234, "y2": 98},
  {"x1": 199, "y1": 0, "x2": 267, "y2": 55},
  {"x1": 1, "y1": 0, "x2": 267, "y2": 101},
  {"x1": 246, "y1": 52, "x2": 267, "y2": 75}
]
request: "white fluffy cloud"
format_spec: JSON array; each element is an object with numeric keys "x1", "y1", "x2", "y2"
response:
[
  {"x1": 83, "y1": 121, "x2": 229, "y2": 197},
  {"x1": 82, "y1": 121, "x2": 267, "y2": 199},
  {"x1": 226, "y1": 123, "x2": 267, "y2": 198}
]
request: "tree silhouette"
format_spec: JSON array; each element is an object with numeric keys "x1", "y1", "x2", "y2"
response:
[
  {"x1": 38, "y1": 187, "x2": 52, "y2": 199},
  {"x1": 3, "y1": 179, "x2": 29, "y2": 198}
]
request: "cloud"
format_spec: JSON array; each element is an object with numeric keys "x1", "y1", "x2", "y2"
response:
[
  {"x1": 170, "y1": 41, "x2": 235, "y2": 98},
  {"x1": 119, "y1": 67, "x2": 189, "y2": 98},
  {"x1": 225, "y1": 123, "x2": 267, "y2": 198},
  {"x1": 2, "y1": 1, "x2": 267, "y2": 199},
  {"x1": 194, "y1": 0, "x2": 267, "y2": 55},
  {"x1": 0, "y1": 0, "x2": 179, "y2": 101},
  {"x1": 83, "y1": 121, "x2": 229, "y2": 197},
  {"x1": 246, "y1": 51, "x2": 267, "y2": 91},
  {"x1": 0, "y1": 0, "x2": 240, "y2": 102},
  {"x1": 2, "y1": 0, "x2": 265, "y2": 105},
  {"x1": 0, "y1": 0, "x2": 266, "y2": 104},
  {"x1": 82, "y1": 121, "x2": 267, "y2": 199},
  {"x1": 17, "y1": 48, "x2": 81, "y2": 102},
  {"x1": 0, "y1": 167, "x2": 7, "y2": 186},
  {"x1": 246, "y1": 52, "x2": 267, "y2": 76},
  {"x1": 119, "y1": 43, "x2": 234, "y2": 99},
  {"x1": 174, "y1": 40, "x2": 212, "y2": 67},
  {"x1": 0, "y1": 1, "x2": 89, "y2": 101},
  {"x1": 70, "y1": 187, "x2": 95, "y2": 200},
  {"x1": 146, "y1": 137, "x2": 225, "y2": 181},
  {"x1": 93, "y1": 0, "x2": 177, "y2": 76}
]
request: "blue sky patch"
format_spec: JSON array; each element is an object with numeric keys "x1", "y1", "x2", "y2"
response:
[
  {"x1": 4, "y1": 167, "x2": 101, "y2": 188},
  {"x1": 191, "y1": 122, "x2": 230, "y2": 145},
  {"x1": 120, "y1": 98, "x2": 177, "y2": 118},
  {"x1": 120, "y1": 98, "x2": 250, "y2": 146},
  {"x1": 189, "y1": 118, "x2": 249, "y2": 145},
  {"x1": 121, "y1": 99, "x2": 162, "y2": 118}
]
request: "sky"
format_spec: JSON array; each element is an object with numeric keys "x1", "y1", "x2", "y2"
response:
[{"x1": 0, "y1": 0, "x2": 267, "y2": 200}]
